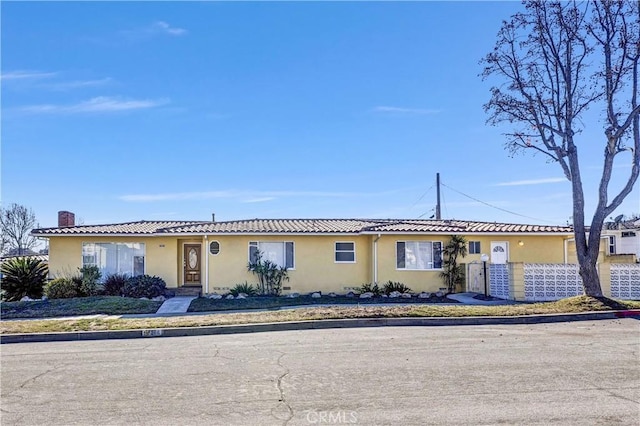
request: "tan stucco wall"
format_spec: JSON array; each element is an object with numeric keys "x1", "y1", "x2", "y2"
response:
[
  {"x1": 47, "y1": 232, "x2": 572, "y2": 295},
  {"x1": 47, "y1": 236, "x2": 181, "y2": 287},
  {"x1": 206, "y1": 235, "x2": 372, "y2": 294},
  {"x1": 376, "y1": 234, "x2": 570, "y2": 293},
  {"x1": 566, "y1": 238, "x2": 608, "y2": 264}
]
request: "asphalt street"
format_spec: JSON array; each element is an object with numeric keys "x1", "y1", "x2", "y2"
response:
[{"x1": 2, "y1": 319, "x2": 639, "y2": 425}]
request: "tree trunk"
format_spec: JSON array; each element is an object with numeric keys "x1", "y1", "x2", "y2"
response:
[
  {"x1": 575, "y1": 220, "x2": 604, "y2": 297},
  {"x1": 578, "y1": 256, "x2": 603, "y2": 297}
]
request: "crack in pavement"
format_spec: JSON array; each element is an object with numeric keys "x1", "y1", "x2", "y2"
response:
[
  {"x1": 270, "y1": 350, "x2": 293, "y2": 426},
  {"x1": 2, "y1": 363, "x2": 64, "y2": 398}
]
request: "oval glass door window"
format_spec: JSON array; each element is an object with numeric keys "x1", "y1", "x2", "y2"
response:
[
  {"x1": 188, "y1": 248, "x2": 198, "y2": 268},
  {"x1": 209, "y1": 241, "x2": 220, "y2": 255}
]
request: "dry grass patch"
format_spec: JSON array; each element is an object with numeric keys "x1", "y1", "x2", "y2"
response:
[{"x1": 1, "y1": 295, "x2": 637, "y2": 335}]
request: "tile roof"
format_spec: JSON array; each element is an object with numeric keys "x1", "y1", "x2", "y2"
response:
[
  {"x1": 31, "y1": 220, "x2": 208, "y2": 236},
  {"x1": 32, "y1": 218, "x2": 574, "y2": 236},
  {"x1": 1, "y1": 254, "x2": 49, "y2": 263}
]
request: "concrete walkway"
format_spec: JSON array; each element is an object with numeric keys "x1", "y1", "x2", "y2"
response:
[
  {"x1": 446, "y1": 292, "x2": 516, "y2": 305},
  {"x1": 155, "y1": 296, "x2": 197, "y2": 314}
]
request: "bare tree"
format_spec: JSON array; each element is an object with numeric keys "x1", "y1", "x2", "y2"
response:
[
  {"x1": 482, "y1": 1, "x2": 640, "y2": 297},
  {"x1": 0, "y1": 204, "x2": 39, "y2": 256}
]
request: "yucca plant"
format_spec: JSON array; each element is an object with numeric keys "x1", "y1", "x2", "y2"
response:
[
  {"x1": 360, "y1": 282, "x2": 382, "y2": 296},
  {"x1": 382, "y1": 281, "x2": 412, "y2": 295},
  {"x1": 0, "y1": 257, "x2": 48, "y2": 301},
  {"x1": 230, "y1": 282, "x2": 258, "y2": 297}
]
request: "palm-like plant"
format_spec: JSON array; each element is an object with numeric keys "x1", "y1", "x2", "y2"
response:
[
  {"x1": 0, "y1": 257, "x2": 48, "y2": 301},
  {"x1": 440, "y1": 235, "x2": 467, "y2": 294},
  {"x1": 247, "y1": 250, "x2": 289, "y2": 296}
]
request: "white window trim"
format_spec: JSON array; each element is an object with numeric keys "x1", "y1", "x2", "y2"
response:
[
  {"x1": 469, "y1": 241, "x2": 481, "y2": 254},
  {"x1": 81, "y1": 242, "x2": 146, "y2": 279},
  {"x1": 334, "y1": 241, "x2": 356, "y2": 264},
  {"x1": 608, "y1": 236, "x2": 616, "y2": 255},
  {"x1": 396, "y1": 240, "x2": 443, "y2": 271},
  {"x1": 248, "y1": 241, "x2": 295, "y2": 270}
]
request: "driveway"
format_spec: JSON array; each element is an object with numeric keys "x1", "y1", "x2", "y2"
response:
[{"x1": 2, "y1": 319, "x2": 639, "y2": 425}]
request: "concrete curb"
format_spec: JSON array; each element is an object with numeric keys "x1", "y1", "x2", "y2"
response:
[{"x1": 2, "y1": 310, "x2": 632, "y2": 344}]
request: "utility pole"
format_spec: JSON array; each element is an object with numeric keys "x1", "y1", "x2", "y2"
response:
[{"x1": 435, "y1": 172, "x2": 441, "y2": 220}]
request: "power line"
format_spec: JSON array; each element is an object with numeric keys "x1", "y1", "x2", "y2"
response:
[
  {"x1": 407, "y1": 184, "x2": 435, "y2": 212},
  {"x1": 440, "y1": 182, "x2": 557, "y2": 224}
]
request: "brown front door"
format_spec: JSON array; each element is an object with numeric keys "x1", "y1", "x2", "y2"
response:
[{"x1": 183, "y1": 244, "x2": 201, "y2": 285}]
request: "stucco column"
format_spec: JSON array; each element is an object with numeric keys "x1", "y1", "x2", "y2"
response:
[
  {"x1": 509, "y1": 262, "x2": 525, "y2": 301},
  {"x1": 598, "y1": 263, "x2": 612, "y2": 298}
]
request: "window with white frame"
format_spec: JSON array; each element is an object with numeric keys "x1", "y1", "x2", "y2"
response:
[
  {"x1": 469, "y1": 241, "x2": 481, "y2": 254},
  {"x1": 396, "y1": 241, "x2": 442, "y2": 270},
  {"x1": 608, "y1": 236, "x2": 616, "y2": 255},
  {"x1": 335, "y1": 242, "x2": 355, "y2": 263},
  {"x1": 82, "y1": 242, "x2": 145, "y2": 279},
  {"x1": 622, "y1": 231, "x2": 637, "y2": 238},
  {"x1": 249, "y1": 241, "x2": 294, "y2": 269}
]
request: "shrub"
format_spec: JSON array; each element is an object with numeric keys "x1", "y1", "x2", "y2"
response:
[
  {"x1": 78, "y1": 265, "x2": 102, "y2": 296},
  {"x1": 382, "y1": 281, "x2": 412, "y2": 295},
  {"x1": 230, "y1": 282, "x2": 257, "y2": 297},
  {"x1": 360, "y1": 282, "x2": 382, "y2": 296},
  {"x1": 44, "y1": 278, "x2": 83, "y2": 299},
  {"x1": 247, "y1": 250, "x2": 289, "y2": 296},
  {"x1": 0, "y1": 257, "x2": 48, "y2": 301},
  {"x1": 103, "y1": 273, "x2": 129, "y2": 296},
  {"x1": 123, "y1": 275, "x2": 166, "y2": 299}
]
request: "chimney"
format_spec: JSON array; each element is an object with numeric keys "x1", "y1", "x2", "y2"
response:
[
  {"x1": 58, "y1": 211, "x2": 75, "y2": 227},
  {"x1": 211, "y1": 213, "x2": 216, "y2": 222}
]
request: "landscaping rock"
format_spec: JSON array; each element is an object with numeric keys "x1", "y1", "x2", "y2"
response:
[
  {"x1": 152, "y1": 296, "x2": 166, "y2": 302},
  {"x1": 359, "y1": 292, "x2": 374, "y2": 299},
  {"x1": 345, "y1": 291, "x2": 356, "y2": 298},
  {"x1": 236, "y1": 294, "x2": 246, "y2": 299},
  {"x1": 400, "y1": 293, "x2": 412, "y2": 299},
  {"x1": 327, "y1": 292, "x2": 337, "y2": 297},
  {"x1": 381, "y1": 294, "x2": 388, "y2": 298},
  {"x1": 311, "y1": 292, "x2": 322, "y2": 298},
  {"x1": 208, "y1": 293, "x2": 223, "y2": 299},
  {"x1": 435, "y1": 291, "x2": 445, "y2": 298},
  {"x1": 389, "y1": 291, "x2": 401, "y2": 298},
  {"x1": 139, "y1": 297, "x2": 149, "y2": 301},
  {"x1": 286, "y1": 293, "x2": 300, "y2": 298},
  {"x1": 20, "y1": 296, "x2": 34, "y2": 302},
  {"x1": 225, "y1": 294, "x2": 235, "y2": 300},
  {"x1": 418, "y1": 292, "x2": 431, "y2": 299}
]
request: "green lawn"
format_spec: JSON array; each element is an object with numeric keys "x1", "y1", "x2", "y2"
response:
[
  {"x1": 1, "y1": 296, "x2": 163, "y2": 319},
  {"x1": 188, "y1": 294, "x2": 454, "y2": 312}
]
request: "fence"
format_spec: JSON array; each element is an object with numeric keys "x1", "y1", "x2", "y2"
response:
[
  {"x1": 522, "y1": 263, "x2": 584, "y2": 302},
  {"x1": 475, "y1": 262, "x2": 640, "y2": 301},
  {"x1": 610, "y1": 264, "x2": 640, "y2": 299}
]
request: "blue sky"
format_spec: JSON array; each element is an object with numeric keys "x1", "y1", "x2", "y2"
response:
[{"x1": 2, "y1": 1, "x2": 638, "y2": 228}]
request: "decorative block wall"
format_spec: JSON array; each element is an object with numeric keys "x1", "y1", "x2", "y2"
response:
[
  {"x1": 523, "y1": 263, "x2": 584, "y2": 302},
  {"x1": 610, "y1": 264, "x2": 640, "y2": 300},
  {"x1": 489, "y1": 264, "x2": 510, "y2": 299}
]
